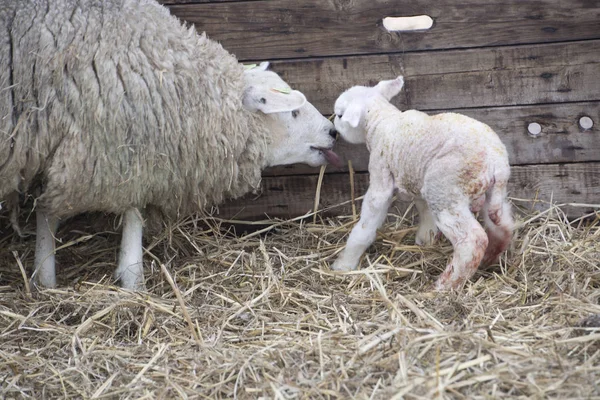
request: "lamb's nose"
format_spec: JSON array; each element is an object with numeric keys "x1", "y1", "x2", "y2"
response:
[{"x1": 329, "y1": 128, "x2": 338, "y2": 139}]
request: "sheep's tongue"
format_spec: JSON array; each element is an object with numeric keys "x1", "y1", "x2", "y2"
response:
[{"x1": 322, "y1": 149, "x2": 343, "y2": 168}]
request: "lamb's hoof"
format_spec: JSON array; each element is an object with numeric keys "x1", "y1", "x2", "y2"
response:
[
  {"x1": 415, "y1": 235, "x2": 428, "y2": 246},
  {"x1": 434, "y1": 275, "x2": 465, "y2": 292},
  {"x1": 330, "y1": 259, "x2": 356, "y2": 272},
  {"x1": 415, "y1": 230, "x2": 441, "y2": 246},
  {"x1": 433, "y1": 280, "x2": 449, "y2": 292}
]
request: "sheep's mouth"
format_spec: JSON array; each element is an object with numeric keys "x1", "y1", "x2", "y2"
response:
[{"x1": 311, "y1": 146, "x2": 342, "y2": 168}]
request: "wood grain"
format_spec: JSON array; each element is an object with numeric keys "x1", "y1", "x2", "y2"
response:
[
  {"x1": 266, "y1": 101, "x2": 600, "y2": 176},
  {"x1": 217, "y1": 163, "x2": 600, "y2": 220},
  {"x1": 265, "y1": 40, "x2": 600, "y2": 113},
  {"x1": 165, "y1": 0, "x2": 600, "y2": 60},
  {"x1": 158, "y1": 1, "x2": 241, "y2": 3}
]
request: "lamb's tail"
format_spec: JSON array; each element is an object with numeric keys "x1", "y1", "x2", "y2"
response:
[{"x1": 481, "y1": 170, "x2": 513, "y2": 266}]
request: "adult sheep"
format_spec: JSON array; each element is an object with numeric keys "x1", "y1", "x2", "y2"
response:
[{"x1": 0, "y1": 0, "x2": 340, "y2": 290}]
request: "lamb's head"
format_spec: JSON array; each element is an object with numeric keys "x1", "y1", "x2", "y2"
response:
[
  {"x1": 243, "y1": 62, "x2": 341, "y2": 167},
  {"x1": 334, "y1": 76, "x2": 405, "y2": 144}
]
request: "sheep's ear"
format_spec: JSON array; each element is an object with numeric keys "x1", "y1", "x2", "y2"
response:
[
  {"x1": 243, "y1": 88, "x2": 307, "y2": 114},
  {"x1": 375, "y1": 76, "x2": 404, "y2": 101},
  {"x1": 341, "y1": 102, "x2": 364, "y2": 128}
]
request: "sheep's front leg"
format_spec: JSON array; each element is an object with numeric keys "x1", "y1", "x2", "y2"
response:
[
  {"x1": 33, "y1": 211, "x2": 59, "y2": 288},
  {"x1": 414, "y1": 198, "x2": 439, "y2": 246},
  {"x1": 331, "y1": 181, "x2": 394, "y2": 271},
  {"x1": 115, "y1": 208, "x2": 145, "y2": 290}
]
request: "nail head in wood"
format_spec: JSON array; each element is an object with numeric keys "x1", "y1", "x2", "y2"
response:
[
  {"x1": 527, "y1": 122, "x2": 542, "y2": 137},
  {"x1": 579, "y1": 116, "x2": 593, "y2": 130}
]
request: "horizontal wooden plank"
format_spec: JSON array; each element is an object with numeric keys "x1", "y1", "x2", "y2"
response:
[
  {"x1": 268, "y1": 40, "x2": 600, "y2": 113},
  {"x1": 266, "y1": 101, "x2": 600, "y2": 176},
  {"x1": 217, "y1": 163, "x2": 600, "y2": 220},
  {"x1": 159, "y1": 1, "x2": 238, "y2": 4},
  {"x1": 166, "y1": 0, "x2": 600, "y2": 60}
]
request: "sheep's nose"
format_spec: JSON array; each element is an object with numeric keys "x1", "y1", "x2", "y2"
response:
[{"x1": 329, "y1": 128, "x2": 338, "y2": 139}]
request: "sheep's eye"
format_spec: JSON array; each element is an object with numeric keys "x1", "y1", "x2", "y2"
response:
[{"x1": 292, "y1": 110, "x2": 299, "y2": 118}]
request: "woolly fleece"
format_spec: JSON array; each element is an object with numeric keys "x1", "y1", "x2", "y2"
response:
[{"x1": 0, "y1": 0, "x2": 269, "y2": 219}]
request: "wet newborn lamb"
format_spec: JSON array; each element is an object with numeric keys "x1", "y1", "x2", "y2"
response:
[{"x1": 331, "y1": 77, "x2": 513, "y2": 290}]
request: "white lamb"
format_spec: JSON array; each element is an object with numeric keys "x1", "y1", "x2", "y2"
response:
[
  {"x1": 331, "y1": 77, "x2": 513, "y2": 290},
  {"x1": 0, "y1": 0, "x2": 341, "y2": 290}
]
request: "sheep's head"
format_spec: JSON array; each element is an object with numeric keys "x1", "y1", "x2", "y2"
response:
[
  {"x1": 334, "y1": 76, "x2": 404, "y2": 144},
  {"x1": 243, "y1": 62, "x2": 341, "y2": 168}
]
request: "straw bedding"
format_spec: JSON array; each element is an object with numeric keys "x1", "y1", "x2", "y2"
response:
[{"x1": 0, "y1": 198, "x2": 599, "y2": 399}]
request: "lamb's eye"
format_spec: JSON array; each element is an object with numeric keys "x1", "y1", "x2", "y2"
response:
[{"x1": 292, "y1": 110, "x2": 299, "y2": 118}]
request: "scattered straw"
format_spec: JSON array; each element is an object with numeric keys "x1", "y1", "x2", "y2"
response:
[
  {"x1": 12, "y1": 251, "x2": 30, "y2": 296},
  {"x1": 312, "y1": 165, "x2": 327, "y2": 224},
  {"x1": 348, "y1": 160, "x2": 357, "y2": 220},
  {"x1": 160, "y1": 263, "x2": 202, "y2": 346},
  {"x1": 0, "y1": 200, "x2": 599, "y2": 398}
]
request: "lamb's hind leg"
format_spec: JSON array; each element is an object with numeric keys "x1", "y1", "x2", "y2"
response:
[
  {"x1": 414, "y1": 198, "x2": 439, "y2": 246},
  {"x1": 432, "y1": 204, "x2": 489, "y2": 290},
  {"x1": 33, "y1": 211, "x2": 59, "y2": 288},
  {"x1": 481, "y1": 182, "x2": 513, "y2": 266},
  {"x1": 115, "y1": 208, "x2": 145, "y2": 290}
]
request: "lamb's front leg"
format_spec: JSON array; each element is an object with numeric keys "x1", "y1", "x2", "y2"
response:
[
  {"x1": 115, "y1": 208, "x2": 145, "y2": 290},
  {"x1": 33, "y1": 211, "x2": 59, "y2": 288},
  {"x1": 332, "y1": 181, "x2": 394, "y2": 271}
]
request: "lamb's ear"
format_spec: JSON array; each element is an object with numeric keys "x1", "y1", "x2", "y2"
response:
[
  {"x1": 341, "y1": 102, "x2": 364, "y2": 128},
  {"x1": 374, "y1": 76, "x2": 405, "y2": 101},
  {"x1": 243, "y1": 61, "x2": 270, "y2": 73},
  {"x1": 257, "y1": 61, "x2": 270, "y2": 71},
  {"x1": 243, "y1": 88, "x2": 307, "y2": 114}
]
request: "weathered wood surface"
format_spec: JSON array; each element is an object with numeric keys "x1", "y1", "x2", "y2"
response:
[
  {"x1": 158, "y1": 0, "x2": 600, "y2": 219},
  {"x1": 164, "y1": 0, "x2": 600, "y2": 60},
  {"x1": 266, "y1": 101, "x2": 600, "y2": 176},
  {"x1": 159, "y1": 0, "x2": 233, "y2": 3},
  {"x1": 264, "y1": 40, "x2": 600, "y2": 114},
  {"x1": 218, "y1": 163, "x2": 600, "y2": 221}
]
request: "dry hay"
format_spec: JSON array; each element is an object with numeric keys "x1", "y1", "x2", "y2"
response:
[{"x1": 0, "y1": 199, "x2": 599, "y2": 399}]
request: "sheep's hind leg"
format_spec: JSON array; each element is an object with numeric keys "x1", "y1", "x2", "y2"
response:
[
  {"x1": 432, "y1": 205, "x2": 488, "y2": 290},
  {"x1": 116, "y1": 208, "x2": 145, "y2": 290},
  {"x1": 33, "y1": 211, "x2": 59, "y2": 288},
  {"x1": 414, "y1": 198, "x2": 439, "y2": 246}
]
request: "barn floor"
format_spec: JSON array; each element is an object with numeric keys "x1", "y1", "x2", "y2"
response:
[{"x1": 1, "y1": 200, "x2": 599, "y2": 399}]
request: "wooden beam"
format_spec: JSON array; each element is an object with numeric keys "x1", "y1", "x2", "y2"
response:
[
  {"x1": 217, "y1": 163, "x2": 600, "y2": 220},
  {"x1": 165, "y1": 0, "x2": 600, "y2": 60},
  {"x1": 159, "y1": 0, "x2": 236, "y2": 3},
  {"x1": 266, "y1": 101, "x2": 600, "y2": 176},
  {"x1": 265, "y1": 40, "x2": 600, "y2": 113}
]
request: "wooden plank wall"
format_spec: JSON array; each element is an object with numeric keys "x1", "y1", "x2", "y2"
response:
[{"x1": 159, "y1": 0, "x2": 600, "y2": 219}]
